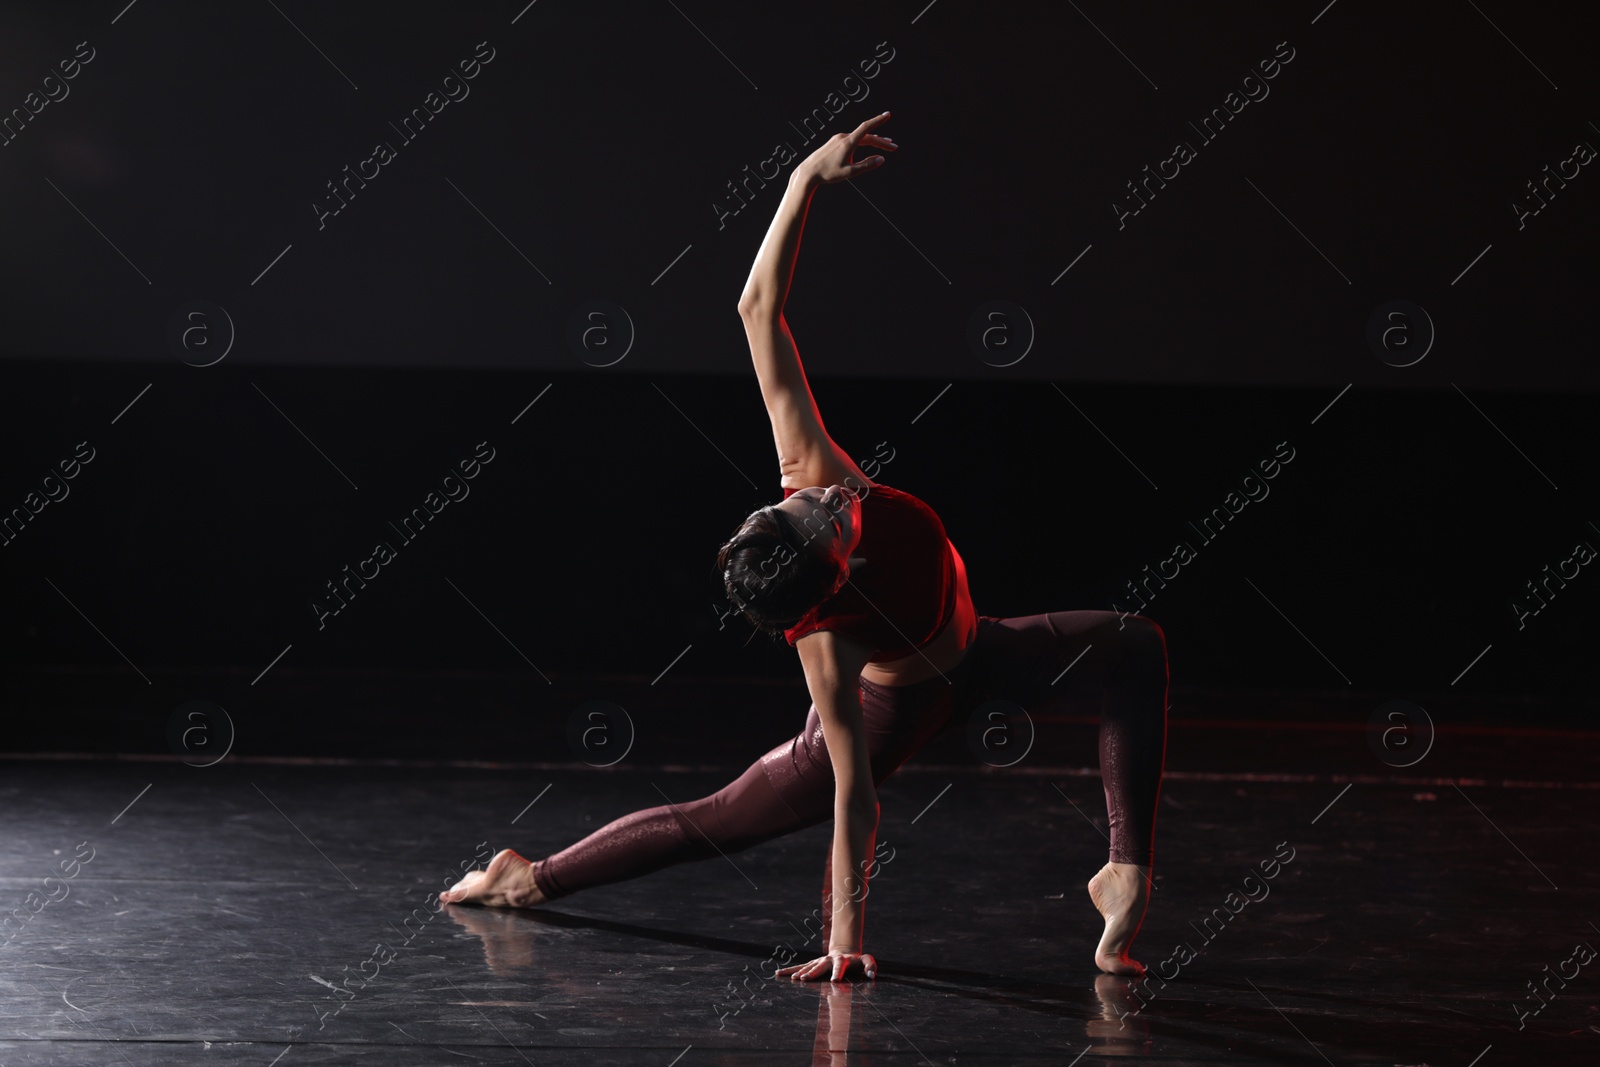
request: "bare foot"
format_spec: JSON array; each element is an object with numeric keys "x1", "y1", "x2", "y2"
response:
[
  {"x1": 439, "y1": 848, "x2": 547, "y2": 909},
  {"x1": 1087, "y1": 861, "x2": 1151, "y2": 976}
]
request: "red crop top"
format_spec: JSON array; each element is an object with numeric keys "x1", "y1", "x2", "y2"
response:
[{"x1": 780, "y1": 483, "x2": 958, "y2": 662}]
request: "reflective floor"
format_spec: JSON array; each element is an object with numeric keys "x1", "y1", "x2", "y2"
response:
[{"x1": 1, "y1": 695, "x2": 1595, "y2": 1065}]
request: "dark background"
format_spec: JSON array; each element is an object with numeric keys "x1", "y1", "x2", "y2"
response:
[{"x1": 2, "y1": 1, "x2": 1595, "y2": 754}]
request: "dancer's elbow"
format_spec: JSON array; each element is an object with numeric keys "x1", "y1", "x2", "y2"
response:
[{"x1": 737, "y1": 292, "x2": 776, "y2": 319}]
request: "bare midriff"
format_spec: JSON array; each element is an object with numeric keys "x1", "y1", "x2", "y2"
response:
[{"x1": 858, "y1": 540, "x2": 977, "y2": 687}]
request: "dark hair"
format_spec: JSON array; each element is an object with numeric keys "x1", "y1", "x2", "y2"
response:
[{"x1": 715, "y1": 505, "x2": 842, "y2": 635}]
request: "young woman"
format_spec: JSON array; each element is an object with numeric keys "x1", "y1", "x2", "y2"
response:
[{"x1": 440, "y1": 112, "x2": 1170, "y2": 979}]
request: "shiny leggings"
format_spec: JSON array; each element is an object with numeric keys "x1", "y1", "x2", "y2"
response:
[{"x1": 530, "y1": 611, "x2": 1168, "y2": 924}]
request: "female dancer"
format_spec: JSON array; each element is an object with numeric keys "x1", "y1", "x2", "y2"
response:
[{"x1": 441, "y1": 112, "x2": 1169, "y2": 980}]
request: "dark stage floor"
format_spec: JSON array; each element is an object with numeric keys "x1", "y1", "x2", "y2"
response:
[{"x1": 1, "y1": 692, "x2": 1595, "y2": 1065}]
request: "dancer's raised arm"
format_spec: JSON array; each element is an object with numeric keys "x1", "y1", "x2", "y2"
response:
[{"x1": 737, "y1": 112, "x2": 897, "y2": 491}]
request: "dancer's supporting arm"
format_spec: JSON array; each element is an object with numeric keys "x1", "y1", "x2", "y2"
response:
[
  {"x1": 737, "y1": 111, "x2": 896, "y2": 492},
  {"x1": 780, "y1": 630, "x2": 879, "y2": 981}
]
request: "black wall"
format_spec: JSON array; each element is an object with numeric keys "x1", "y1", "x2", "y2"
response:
[
  {"x1": 3, "y1": 365, "x2": 1594, "y2": 695},
  {"x1": 0, "y1": 2, "x2": 1593, "y2": 384},
  {"x1": 2, "y1": 2, "x2": 1596, "y2": 747}
]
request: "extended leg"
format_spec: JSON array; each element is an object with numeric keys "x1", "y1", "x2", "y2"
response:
[
  {"x1": 527, "y1": 736, "x2": 836, "y2": 901},
  {"x1": 534, "y1": 669, "x2": 960, "y2": 908},
  {"x1": 440, "y1": 732, "x2": 834, "y2": 908},
  {"x1": 444, "y1": 671, "x2": 959, "y2": 919}
]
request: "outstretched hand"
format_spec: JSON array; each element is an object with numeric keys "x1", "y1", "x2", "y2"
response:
[
  {"x1": 799, "y1": 112, "x2": 897, "y2": 186},
  {"x1": 775, "y1": 950, "x2": 878, "y2": 982}
]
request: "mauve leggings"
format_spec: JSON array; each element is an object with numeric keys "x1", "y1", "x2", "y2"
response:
[{"x1": 530, "y1": 611, "x2": 1168, "y2": 919}]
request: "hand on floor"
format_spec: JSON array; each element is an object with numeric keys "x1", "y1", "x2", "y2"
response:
[{"x1": 776, "y1": 950, "x2": 878, "y2": 982}]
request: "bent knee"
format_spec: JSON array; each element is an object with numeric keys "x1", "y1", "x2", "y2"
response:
[
  {"x1": 1116, "y1": 614, "x2": 1169, "y2": 675},
  {"x1": 1120, "y1": 613, "x2": 1166, "y2": 647}
]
